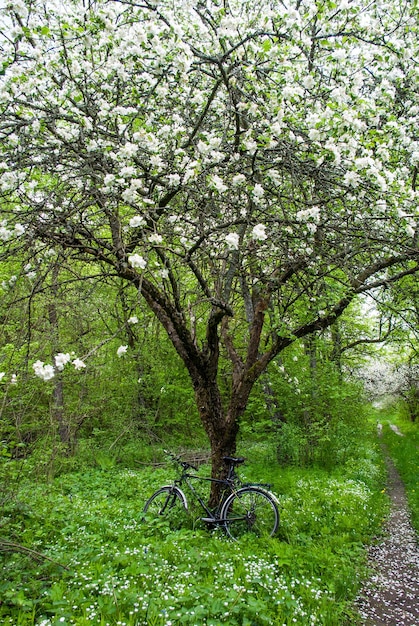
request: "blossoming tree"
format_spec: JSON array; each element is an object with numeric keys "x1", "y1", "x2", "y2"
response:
[{"x1": 1, "y1": 0, "x2": 419, "y2": 499}]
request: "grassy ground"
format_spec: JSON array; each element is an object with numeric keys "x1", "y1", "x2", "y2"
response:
[
  {"x1": 1, "y1": 436, "x2": 389, "y2": 626},
  {"x1": 378, "y1": 412, "x2": 419, "y2": 533}
]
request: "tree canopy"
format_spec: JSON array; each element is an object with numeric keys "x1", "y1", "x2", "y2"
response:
[{"x1": 1, "y1": 0, "x2": 419, "y2": 489}]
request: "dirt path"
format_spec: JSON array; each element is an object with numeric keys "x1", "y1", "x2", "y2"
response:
[{"x1": 355, "y1": 426, "x2": 419, "y2": 625}]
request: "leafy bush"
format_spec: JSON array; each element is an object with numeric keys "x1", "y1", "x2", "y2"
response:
[{"x1": 243, "y1": 351, "x2": 367, "y2": 469}]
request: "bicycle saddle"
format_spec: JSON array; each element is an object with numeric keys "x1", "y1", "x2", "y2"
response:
[{"x1": 223, "y1": 456, "x2": 245, "y2": 465}]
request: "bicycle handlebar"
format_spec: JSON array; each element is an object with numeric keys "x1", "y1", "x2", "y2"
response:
[{"x1": 163, "y1": 449, "x2": 198, "y2": 471}]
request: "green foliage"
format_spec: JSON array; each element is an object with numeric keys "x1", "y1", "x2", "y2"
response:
[
  {"x1": 0, "y1": 434, "x2": 387, "y2": 626},
  {"x1": 242, "y1": 344, "x2": 367, "y2": 469}
]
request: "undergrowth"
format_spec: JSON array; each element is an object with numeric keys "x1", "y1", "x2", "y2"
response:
[{"x1": 0, "y1": 434, "x2": 388, "y2": 626}]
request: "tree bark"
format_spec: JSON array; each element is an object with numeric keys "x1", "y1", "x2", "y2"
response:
[
  {"x1": 48, "y1": 264, "x2": 71, "y2": 447},
  {"x1": 194, "y1": 379, "x2": 240, "y2": 507}
]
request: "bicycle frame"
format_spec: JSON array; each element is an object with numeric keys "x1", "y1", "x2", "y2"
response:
[
  {"x1": 173, "y1": 468, "x2": 238, "y2": 521},
  {"x1": 144, "y1": 453, "x2": 280, "y2": 539}
]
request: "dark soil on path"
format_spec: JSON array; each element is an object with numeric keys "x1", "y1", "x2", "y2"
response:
[{"x1": 355, "y1": 432, "x2": 419, "y2": 625}]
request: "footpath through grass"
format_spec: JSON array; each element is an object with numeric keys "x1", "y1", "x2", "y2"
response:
[
  {"x1": 1, "y1": 438, "x2": 388, "y2": 626},
  {"x1": 379, "y1": 413, "x2": 419, "y2": 533}
]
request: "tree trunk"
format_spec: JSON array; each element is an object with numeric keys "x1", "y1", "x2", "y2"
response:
[
  {"x1": 48, "y1": 264, "x2": 71, "y2": 448},
  {"x1": 193, "y1": 379, "x2": 240, "y2": 507},
  {"x1": 330, "y1": 322, "x2": 343, "y2": 375}
]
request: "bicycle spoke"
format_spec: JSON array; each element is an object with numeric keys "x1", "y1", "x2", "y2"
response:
[
  {"x1": 221, "y1": 487, "x2": 279, "y2": 540},
  {"x1": 143, "y1": 487, "x2": 188, "y2": 529}
]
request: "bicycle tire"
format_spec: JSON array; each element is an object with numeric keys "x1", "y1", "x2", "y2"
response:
[
  {"x1": 142, "y1": 486, "x2": 188, "y2": 529},
  {"x1": 220, "y1": 486, "x2": 279, "y2": 540}
]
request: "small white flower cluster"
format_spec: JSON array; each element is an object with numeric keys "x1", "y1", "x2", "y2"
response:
[
  {"x1": 225, "y1": 223, "x2": 268, "y2": 250},
  {"x1": 129, "y1": 215, "x2": 146, "y2": 228},
  {"x1": 252, "y1": 223, "x2": 267, "y2": 241},
  {"x1": 210, "y1": 175, "x2": 228, "y2": 194},
  {"x1": 0, "y1": 221, "x2": 25, "y2": 241},
  {"x1": 128, "y1": 254, "x2": 147, "y2": 269},
  {"x1": 1, "y1": 275, "x2": 17, "y2": 290},
  {"x1": 33, "y1": 353, "x2": 86, "y2": 381},
  {"x1": 296, "y1": 207, "x2": 321, "y2": 222},
  {"x1": 149, "y1": 233, "x2": 163, "y2": 244},
  {"x1": 0, "y1": 372, "x2": 17, "y2": 385},
  {"x1": 252, "y1": 184, "x2": 265, "y2": 203},
  {"x1": 225, "y1": 232, "x2": 239, "y2": 250},
  {"x1": 117, "y1": 345, "x2": 128, "y2": 357}
]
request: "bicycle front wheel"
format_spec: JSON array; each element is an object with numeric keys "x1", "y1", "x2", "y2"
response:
[
  {"x1": 143, "y1": 486, "x2": 188, "y2": 529},
  {"x1": 221, "y1": 487, "x2": 279, "y2": 540}
]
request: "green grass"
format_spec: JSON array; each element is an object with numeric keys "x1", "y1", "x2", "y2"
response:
[
  {"x1": 0, "y1": 437, "x2": 388, "y2": 626},
  {"x1": 379, "y1": 414, "x2": 419, "y2": 533}
]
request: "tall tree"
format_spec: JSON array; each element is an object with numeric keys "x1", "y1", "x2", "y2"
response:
[{"x1": 1, "y1": 0, "x2": 419, "y2": 500}]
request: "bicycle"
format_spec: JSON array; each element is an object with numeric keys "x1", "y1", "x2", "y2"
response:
[{"x1": 142, "y1": 451, "x2": 279, "y2": 541}]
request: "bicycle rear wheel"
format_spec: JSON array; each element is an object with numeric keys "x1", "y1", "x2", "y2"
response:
[
  {"x1": 221, "y1": 487, "x2": 279, "y2": 540},
  {"x1": 143, "y1": 486, "x2": 188, "y2": 529}
]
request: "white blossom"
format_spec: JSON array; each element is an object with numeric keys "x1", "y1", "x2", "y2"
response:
[
  {"x1": 127, "y1": 316, "x2": 138, "y2": 324},
  {"x1": 343, "y1": 171, "x2": 361, "y2": 187},
  {"x1": 150, "y1": 154, "x2": 164, "y2": 169},
  {"x1": 129, "y1": 215, "x2": 145, "y2": 228},
  {"x1": 252, "y1": 224, "x2": 267, "y2": 241},
  {"x1": 14, "y1": 223, "x2": 25, "y2": 236},
  {"x1": 117, "y1": 345, "x2": 128, "y2": 357},
  {"x1": 232, "y1": 174, "x2": 246, "y2": 186},
  {"x1": 296, "y1": 207, "x2": 321, "y2": 222},
  {"x1": 0, "y1": 226, "x2": 12, "y2": 241},
  {"x1": 128, "y1": 254, "x2": 147, "y2": 269},
  {"x1": 252, "y1": 184, "x2": 265, "y2": 201},
  {"x1": 33, "y1": 360, "x2": 55, "y2": 381},
  {"x1": 54, "y1": 352, "x2": 71, "y2": 371},
  {"x1": 149, "y1": 233, "x2": 163, "y2": 244},
  {"x1": 72, "y1": 358, "x2": 86, "y2": 370},
  {"x1": 210, "y1": 175, "x2": 228, "y2": 194},
  {"x1": 243, "y1": 138, "x2": 257, "y2": 153},
  {"x1": 225, "y1": 233, "x2": 240, "y2": 250},
  {"x1": 167, "y1": 173, "x2": 181, "y2": 186},
  {"x1": 119, "y1": 142, "x2": 137, "y2": 158}
]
